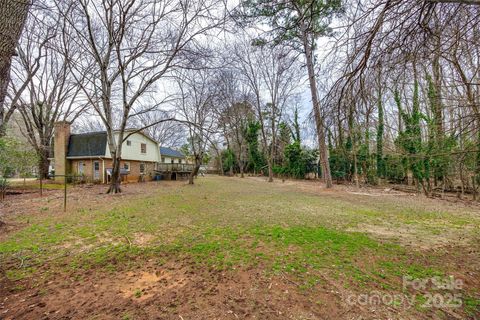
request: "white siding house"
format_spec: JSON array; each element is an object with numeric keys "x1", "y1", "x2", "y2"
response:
[
  {"x1": 106, "y1": 130, "x2": 161, "y2": 162},
  {"x1": 159, "y1": 147, "x2": 186, "y2": 164}
]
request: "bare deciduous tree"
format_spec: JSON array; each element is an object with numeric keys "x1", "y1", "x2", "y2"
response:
[
  {"x1": 10, "y1": 8, "x2": 86, "y2": 179},
  {"x1": 59, "y1": 0, "x2": 226, "y2": 193},
  {"x1": 215, "y1": 69, "x2": 253, "y2": 178},
  {"x1": 175, "y1": 68, "x2": 217, "y2": 184},
  {"x1": 233, "y1": 39, "x2": 300, "y2": 182}
]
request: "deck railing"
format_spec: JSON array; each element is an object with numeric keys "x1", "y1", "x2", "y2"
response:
[{"x1": 156, "y1": 163, "x2": 194, "y2": 172}]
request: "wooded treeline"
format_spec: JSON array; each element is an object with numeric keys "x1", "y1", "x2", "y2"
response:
[
  {"x1": 0, "y1": 0, "x2": 479, "y2": 198},
  {"x1": 321, "y1": 0, "x2": 480, "y2": 198},
  {"x1": 216, "y1": 0, "x2": 480, "y2": 199}
]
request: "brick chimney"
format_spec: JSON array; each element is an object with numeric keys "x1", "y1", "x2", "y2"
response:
[{"x1": 54, "y1": 121, "x2": 71, "y2": 182}]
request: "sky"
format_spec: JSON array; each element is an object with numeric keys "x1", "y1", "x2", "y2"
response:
[{"x1": 50, "y1": 0, "x2": 345, "y2": 150}]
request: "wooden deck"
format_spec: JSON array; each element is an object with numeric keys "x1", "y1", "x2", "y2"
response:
[
  {"x1": 154, "y1": 163, "x2": 193, "y2": 181},
  {"x1": 155, "y1": 163, "x2": 194, "y2": 173}
]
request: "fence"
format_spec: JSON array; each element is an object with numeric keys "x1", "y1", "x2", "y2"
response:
[{"x1": 0, "y1": 175, "x2": 74, "y2": 212}]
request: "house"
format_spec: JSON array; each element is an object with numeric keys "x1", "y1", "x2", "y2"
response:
[
  {"x1": 157, "y1": 147, "x2": 194, "y2": 180},
  {"x1": 53, "y1": 122, "x2": 161, "y2": 183},
  {"x1": 159, "y1": 147, "x2": 186, "y2": 164}
]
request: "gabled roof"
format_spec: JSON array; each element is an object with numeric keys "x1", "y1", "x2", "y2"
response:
[
  {"x1": 67, "y1": 132, "x2": 107, "y2": 157},
  {"x1": 160, "y1": 147, "x2": 185, "y2": 159},
  {"x1": 122, "y1": 129, "x2": 158, "y2": 145}
]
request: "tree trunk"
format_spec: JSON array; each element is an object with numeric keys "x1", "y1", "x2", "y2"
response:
[
  {"x1": 353, "y1": 151, "x2": 359, "y2": 189},
  {"x1": 106, "y1": 128, "x2": 124, "y2": 194},
  {"x1": 376, "y1": 89, "x2": 385, "y2": 179},
  {"x1": 0, "y1": 1, "x2": 30, "y2": 136},
  {"x1": 301, "y1": 28, "x2": 332, "y2": 188},
  {"x1": 240, "y1": 162, "x2": 244, "y2": 178},
  {"x1": 189, "y1": 163, "x2": 200, "y2": 184},
  {"x1": 238, "y1": 144, "x2": 245, "y2": 178},
  {"x1": 472, "y1": 176, "x2": 477, "y2": 201},
  {"x1": 38, "y1": 149, "x2": 50, "y2": 180},
  {"x1": 269, "y1": 103, "x2": 276, "y2": 183},
  {"x1": 216, "y1": 149, "x2": 224, "y2": 176},
  {"x1": 218, "y1": 157, "x2": 224, "y2": 176},
  {"x1": 432, "y1": 49, "x2": 444, "y2": 139},
  {"x1": 420, "y1": 178, "x2": 430, "y2": 197},
  {"x1": 107, "y1": 156, "x2": 122, "y2": 194},
  {"x1": 188, "y1": 155, "x2": 202, "y2": 185},
  {"x1": 188, "y1": 166, "x2": 199, "y2": 184},
  {"x1": 475, "y1": 122, "x2": 480, "y2": 200},
  {"x1": 267, "y1": 158, "x2": 273, "y2": 182}
]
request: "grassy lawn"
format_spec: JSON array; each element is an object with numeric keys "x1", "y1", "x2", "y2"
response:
[{"x1": 0, "y1": 176, "x2": 479, "y2": 319}]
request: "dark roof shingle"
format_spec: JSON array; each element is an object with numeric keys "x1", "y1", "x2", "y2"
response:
[
  {"x1": 67, "y1": 132, "x2": 107, "y2": 157},
  {"x1": 160, "y1": 147, "x2": 185, "y2": 158}
]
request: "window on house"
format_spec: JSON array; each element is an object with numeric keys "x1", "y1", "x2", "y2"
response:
[
  {"x1": 161, "y1": 157, "x2": 165, "y2": 163},
  {"x1": 126, "y1": 140, "x2": 131, "y2": 146},
  {"x1": 140, "y1": 163, "x2": 145, "y2": 174},
  {"x1": 123, "y1": 162, "x2": 130, "y2": 171},
  {"x1": 171, "y1": 159, "x2": 174, "y2": 164},
  {"x1": 141, "y1": 143, "x2": 147, "y2": 153},
  {"x1": 179, "y1": 159, "x2": 182, "y2": 164}
]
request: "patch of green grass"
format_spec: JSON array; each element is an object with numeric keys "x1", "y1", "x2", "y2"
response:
[
  {"x1": 71, "y1": 244, "x2": 146, "y2": 270},
  {"x1": 166, "y1": 224, "x2": 423, "y2": 292},
  {"x1": 253, "y1": 225, "x2": 380, "y2": 252},
  {"x1": 134, "y1": 289, "x2": 142, "y2": 299},
  {"x1": 464, "y1": 296, "x2": 480, "y2": 316},
  {"x1": 5, "y1": 267, "x2": 36, "y2": 281},
  {"x1": 173, "y1": 225, "x2": 382, "y2": 270},
  {"x1": 0, "y1": 222, "x2": 69, "y2": 254},
  {"x1": 9, "y1": 284, "x2": 27, "y2": 292},
  {"x1": 377, "y1": 260, "x2": 443, "y2": 280},
  {"x1": 121, "y1": 314, "x2": 132, "y2": 320},
  {"x1": 404, "y1": 264, "x2": 444, "y2": 279},
  {"x1": 414, "y1": 294, "x2": 429, "y2": 311}
]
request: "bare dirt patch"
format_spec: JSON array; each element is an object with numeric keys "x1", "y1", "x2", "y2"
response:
[
  {"x1": 117, "y1": 267, "x2": 191, "y2": 302},
  {"x1": 0, "y1": 259, "x2": 417, "y2": 320},
  {"x1": 131, "y1": 232, "x2": 156, "y2": 247},
  {"x1": 347, "y1": 223, "x2": 475, "y2": 250}
]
